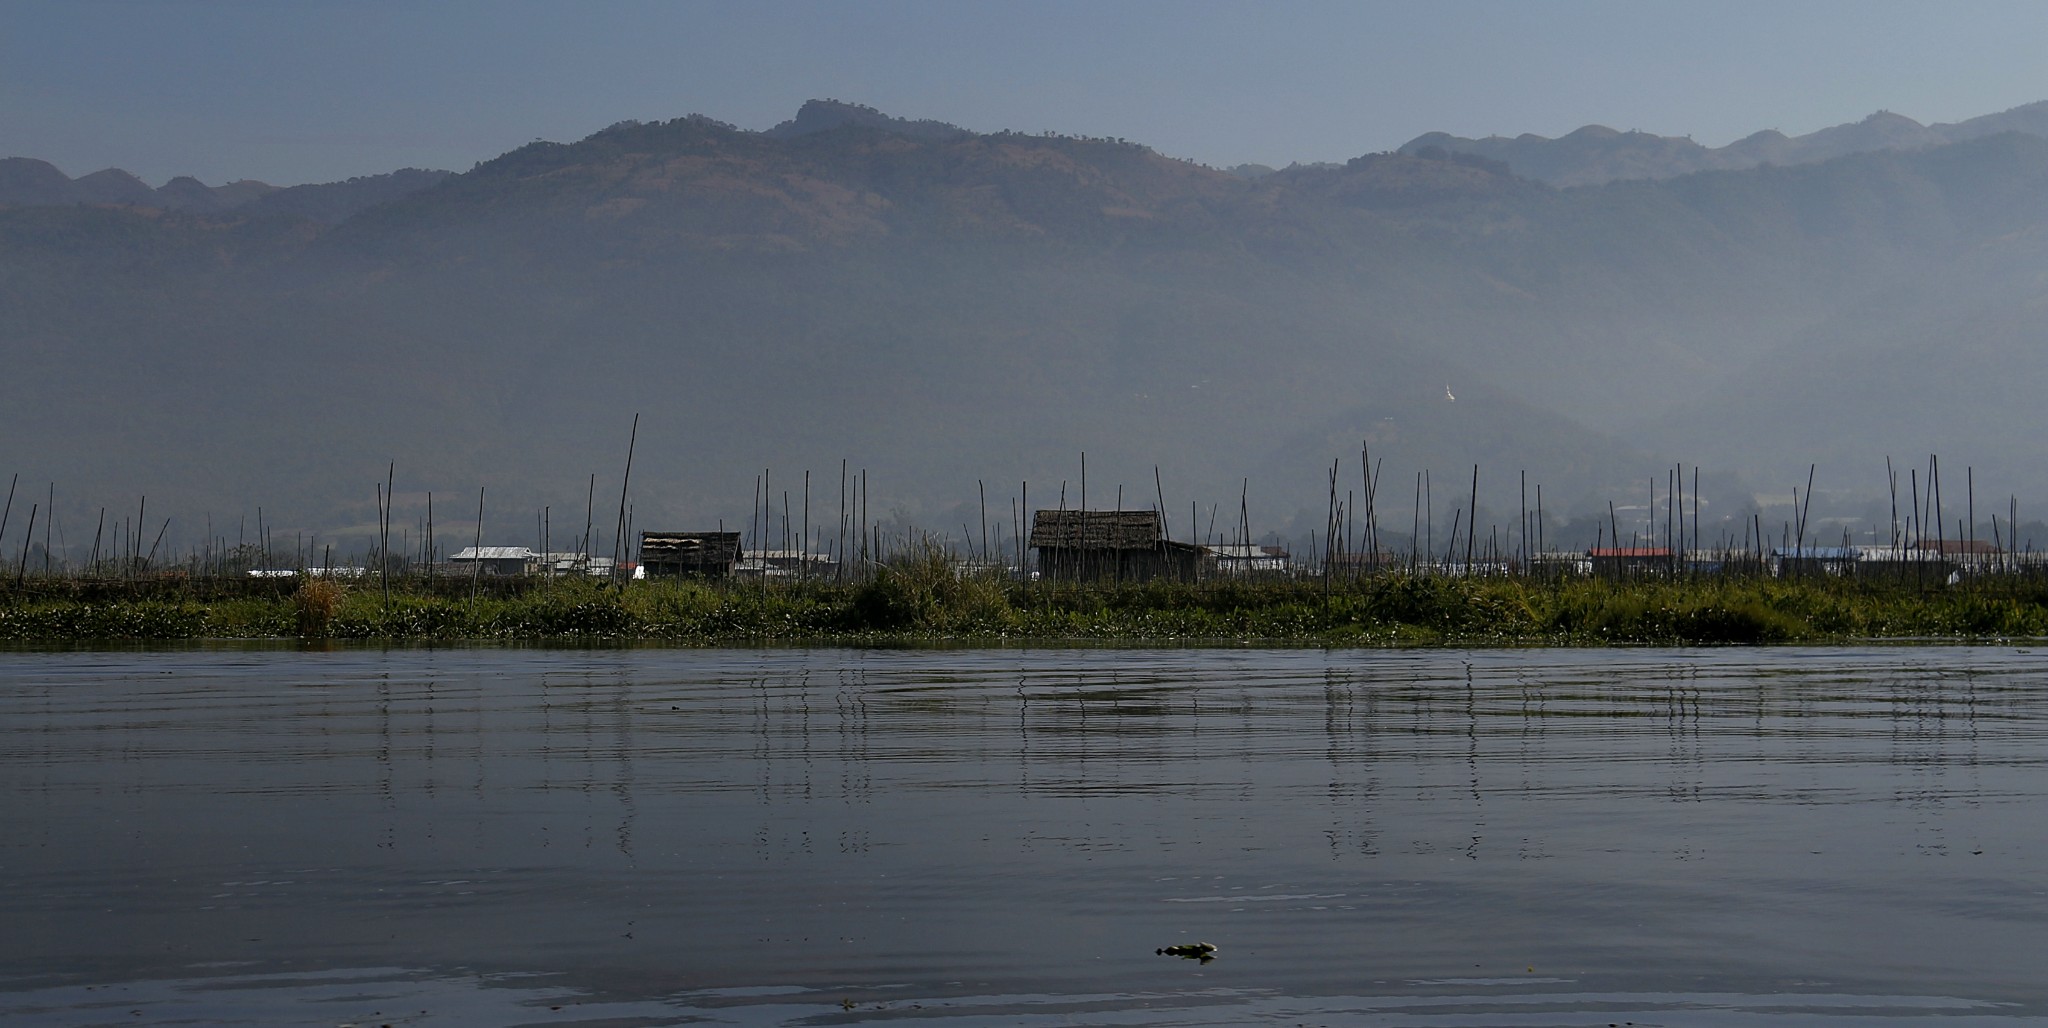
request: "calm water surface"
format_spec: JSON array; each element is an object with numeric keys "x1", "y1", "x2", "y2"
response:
[{"x1": 4, "y1": 645, "x2": 2048, "y2": 1025}]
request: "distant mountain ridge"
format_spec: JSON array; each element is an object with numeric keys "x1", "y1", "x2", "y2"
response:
[
  {"x1": 0, "y1": 157, "x2": 452, "y2": 222},
  {"x1": 764, "y1": 98, "x2": 974, "y2": 142},
  {"x1": 10, "y1": 98, "x2": 2048, "y2": 549},
  {"x1": 1399, "y1": 100, "x2": 2048, "y2": 186}
]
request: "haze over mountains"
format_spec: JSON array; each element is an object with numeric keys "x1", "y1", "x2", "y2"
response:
[
  {"x1": 7, "y1": 97, "x2": 2048, "y2": 556},
  {"x1": 1397, "y1": 100, "x2": 2048, "y2": 187},
  {"x1": 0, "y1": 158, "x2": 451, "y2": 223}
]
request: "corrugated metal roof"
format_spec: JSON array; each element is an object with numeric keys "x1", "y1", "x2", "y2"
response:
[
  {"x1": 1588, "y1": 547, "x2": 1671, "y2": 558},
  {"x1": 452, "y1": 546, "x2": 533, "y2": 560},
  {"x1": 1915, "y1": 539, "x2": 2003, "y2": 554}
]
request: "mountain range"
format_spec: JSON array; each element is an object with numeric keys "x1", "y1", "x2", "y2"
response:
[
  {"x1": 6, "y1": 98, "x2": 2048, "y2": 556},
  {"x1": 1397, "y1": 101, "x2": 2048, "y2": 186},
  {"x1": 0, "y1": 157, "x2": 451, "y2": 222}
]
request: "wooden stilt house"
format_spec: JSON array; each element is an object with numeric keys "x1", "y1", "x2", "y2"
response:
[{"x1": 1030, "y1": 509, "x2": 1202, "y2": 583}]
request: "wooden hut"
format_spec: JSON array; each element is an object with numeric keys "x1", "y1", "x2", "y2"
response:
[
  {"x1": 1030, "y1": 510, "x2": 1202, "y2": 583},
  {"x1": 639, "y1": 531, "x2": 742, "y2": 578}
]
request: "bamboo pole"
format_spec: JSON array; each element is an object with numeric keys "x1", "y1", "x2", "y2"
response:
[
  {"x1": 1409, "y1": 471, "x2": 1421, "y2": 573},
  {"x1": 1463, "y1": 465, "x2": 1478, "y2": 573},
  {"x1": 470, "y1": 487, "x2": 485, "y2": 606},
  {"x1": 1887, "y1": 457, "x2": 1898, "y2": 550},
  {"x1": 1153, "y1": 467, "x2": 1167, "y2": 542},
  {"x1": 15, "y1": 504, "x2": 35, "y2": 584},
  {"x1": 611, "y1": 414, "x2": 638, "y2": 588},
  {"x1": 143, "y1": 516, "x2": 170, "y2": 573},
  {"x1": 0, "y1": 474, "x2": 15, "y2": 563}
]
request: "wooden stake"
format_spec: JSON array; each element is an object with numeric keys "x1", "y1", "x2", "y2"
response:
[
  {"x1": 471, "y1": 486, "x2": 485, "y2": 606},
  {"x1": 611, "y1": 414, "x2": 638, "y2": 587},
  {"x1": 15, "y1": 504, "x2": 35, "y2": 584},
  {"x1": 0, "y1": 474, "x2": 15, "y2": 561}
]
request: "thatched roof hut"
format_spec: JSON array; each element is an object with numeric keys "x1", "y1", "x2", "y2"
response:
[
  {"x1": 1029, "y1": 509, "x2": 1165, "y2": 550},
  {"x1": 1029, "y1": 510, "x2": 1200, "y2": 582}
]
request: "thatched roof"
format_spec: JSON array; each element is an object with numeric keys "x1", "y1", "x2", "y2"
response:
[
  {"x1": 1030, "y1": 509, "x2": 1163, "y2": 550},
  {"x1": 640, "y1": 531, "x2": 742, "y2": 563}
]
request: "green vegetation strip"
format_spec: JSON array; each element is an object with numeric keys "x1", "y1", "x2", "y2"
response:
[{"x1": 7, "y1": 555, "x2": 2048, "y2": 645}]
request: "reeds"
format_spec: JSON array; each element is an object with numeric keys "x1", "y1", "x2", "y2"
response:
[{"x1": 293, "y1": 577, "x2": 346, "y2": 638}]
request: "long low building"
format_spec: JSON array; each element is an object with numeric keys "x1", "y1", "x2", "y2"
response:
[{"x1": 449, "y1": 546, "x2": 536, "y2": 576}]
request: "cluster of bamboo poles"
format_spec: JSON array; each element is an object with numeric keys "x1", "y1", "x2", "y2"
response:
[{"x1": 5, "y1": 436, "x2": 2043, "y2": 590}]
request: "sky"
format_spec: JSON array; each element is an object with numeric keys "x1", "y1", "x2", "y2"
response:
[{"x1": 7, "y1": 0, "x2": 2048, "y2": 186}]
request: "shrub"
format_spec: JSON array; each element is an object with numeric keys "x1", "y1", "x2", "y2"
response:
[{"x1": 293, "y1": 579, "x2": 346, "y2": 638}]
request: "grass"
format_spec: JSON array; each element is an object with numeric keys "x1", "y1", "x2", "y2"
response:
[{"x1": 7, "y1": 567, "x2": 2048, "y2": 645}]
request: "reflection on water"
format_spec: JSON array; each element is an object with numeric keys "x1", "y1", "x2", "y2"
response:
[
  {"x1": 4, "y1": 646, "x2": 2048, "y2": 1025},
  {"x1": 0, "y1": 967, "x2": 2029, "y2": 1027}
]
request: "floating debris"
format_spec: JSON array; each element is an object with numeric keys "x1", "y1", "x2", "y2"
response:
[{"x1": 1156, "y1": 942, "x2": 1218, "y2": 962}]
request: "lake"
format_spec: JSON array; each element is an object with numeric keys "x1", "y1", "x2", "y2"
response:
[{"x1": 4, "y1": 645, "x2": 2047, "y2": 1025}]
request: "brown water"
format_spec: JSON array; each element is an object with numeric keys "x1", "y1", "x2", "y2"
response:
[{"x1": 4, "y1": 645, "x2": 2047, "y2": 1025}]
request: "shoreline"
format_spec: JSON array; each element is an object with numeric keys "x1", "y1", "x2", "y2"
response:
[{"x1": 5, "y1": 568, "x2": 2047, "y2": 647}]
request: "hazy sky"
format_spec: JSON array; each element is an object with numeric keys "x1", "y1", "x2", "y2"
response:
[{"x1": 7, "y1": 0, "x2": 2048, "y2": 186}]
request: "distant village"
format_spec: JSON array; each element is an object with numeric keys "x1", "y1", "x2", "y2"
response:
[{"x1": 367, "y1": 508, "x2": 2043, "y2": 586}]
